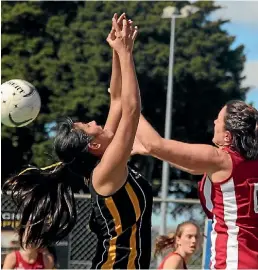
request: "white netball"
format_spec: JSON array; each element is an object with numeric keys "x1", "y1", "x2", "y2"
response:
[{"x1": 1, "y1": 79, "x2": 41, "y2": 127}]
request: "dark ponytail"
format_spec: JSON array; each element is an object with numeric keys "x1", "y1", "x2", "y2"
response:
[
  {"x1": 2, "y1": 163, "x2": 77, "y2": 249},
  {"x1": 2, "y1": 117, "x2": 100, "y2": 249}
]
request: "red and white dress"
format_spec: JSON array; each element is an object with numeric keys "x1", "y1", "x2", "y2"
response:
[
  {"x1": 198, "y1": 147, "x2": 258, "y2": 269},
  {"x1": 158, "y1": 252, "x2": 187, "y2": 269},
  {"x1": 14, "y1": 251, "x2": 45, "y2": 269}
]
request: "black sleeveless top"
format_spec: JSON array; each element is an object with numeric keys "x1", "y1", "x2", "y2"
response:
[{"x1": 89, "y1": 167, "x2": 153, "y2": 269}]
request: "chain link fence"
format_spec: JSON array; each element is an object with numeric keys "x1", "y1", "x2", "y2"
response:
[{"x1": 1, "y1": 194, "x2": 205, "y2": 269}]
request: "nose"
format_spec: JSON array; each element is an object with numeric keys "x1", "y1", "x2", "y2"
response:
[{"x1": 191, "y1": 237, "x2": 197, "y2": 245}]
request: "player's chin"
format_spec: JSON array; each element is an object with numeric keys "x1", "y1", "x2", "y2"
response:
[
  {"x1": 188, "y1": 247, "x2": 196, "y2": 254},
  {"x1": 212, "y1": 138, "x2": 220, "y2": 148}
]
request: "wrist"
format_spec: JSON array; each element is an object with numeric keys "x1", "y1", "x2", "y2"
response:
[
  {"x1": 113, "y1": 49, "x2": 119, "y2": 57},
  {"x1": 117, "y1": 50, "x2": 132, "y2": 58}
]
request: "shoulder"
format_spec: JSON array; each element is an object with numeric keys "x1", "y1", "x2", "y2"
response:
[
  {"x1": 3, "y1": 252, "x2": 17, "y2": 269},
  {"x1": 91, "y1": 164, "x2": 128, "y2": 196},
  {"x1": 163, "y1": 253, "x2": 184, "y2": 269},
  {"x1": 5, "y1": 251, "x2": 17, "y2": 261}
]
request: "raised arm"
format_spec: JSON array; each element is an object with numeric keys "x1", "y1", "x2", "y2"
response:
[
  {"x1": 104, "y1": 13, "x2": 125, "y2": 133},
  {"x1": 93, "y1": 17, "x2": 140, "y2": 194},
  {"x1": 134, "y1": 114, "x2": 231, "y2": 175}
]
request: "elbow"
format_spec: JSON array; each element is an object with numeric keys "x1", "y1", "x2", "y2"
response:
[{"x1": 122, "y1": 100, "x2": 141, "y2": 118}]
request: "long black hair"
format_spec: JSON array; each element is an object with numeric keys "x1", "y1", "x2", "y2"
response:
[
  {"x1": 225, "y1": 100, "x2": 258, "y2": 160},
  {"x1": 2, "y1": 118, "x2": 99, "y2": 249}
]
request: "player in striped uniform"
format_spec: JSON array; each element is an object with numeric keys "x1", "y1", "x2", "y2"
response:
[
  {"x1": 132, "y1": 101, "x2": 258, "y2": 269},
  {"x1": 3, "y1": 14, "x2": 153, "y2": 269}
]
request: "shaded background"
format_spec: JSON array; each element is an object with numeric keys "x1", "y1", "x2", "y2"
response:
[{"x1": 1, "y1": 0, "x2": 249, "y2": 199}]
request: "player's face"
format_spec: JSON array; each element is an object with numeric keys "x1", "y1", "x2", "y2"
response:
[
  {"x1": 177, "y1": 224, "x2": 200, "y2": 255},
  {"x1": 74, "y1": 121, "x2": 104, "y2": 136},
  {"x1": 73, "y1": 121, "x2": 114, "y2": 153},
  {"x1": 212, "y1": 106, "x2": 230, "y2": 147}
]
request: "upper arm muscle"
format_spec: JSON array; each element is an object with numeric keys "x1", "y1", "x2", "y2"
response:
[
  {"x1": 93, "y1": 112, "x2": 139, "y2": 193},
  {"x1": 153, "y1": 139, "x2": 231, "y2": 174}
]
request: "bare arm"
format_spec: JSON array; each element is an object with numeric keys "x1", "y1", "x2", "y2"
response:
[
  {"x1": 104, "y1": 49, "x2": 122, "y2": 134},
  {"x1": 133, "y1": 116, "x2": 203, "y2": 175},
  {"x1": 43, "y1": 252, "x2": 55, "y2": 269},
  {"x1": 93, "y1": 18, "x2": 140, "y2": 194},
  {"x1": 135, "y1": 114, "x2": 231, "y2": 175},
  {"x1": 104, "y1": 14, "x2": 135, "y2": 134},
  {"x1": 162, "y1": 254, "x2": 184, "y2": 269},
  {"x1": 3, "y1": 252, "x2": 16, "y2": 269}
]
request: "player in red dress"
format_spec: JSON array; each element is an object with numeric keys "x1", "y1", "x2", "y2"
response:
[
  {"x1": 132, "y1": 100, "x2": 258, "y2": 269},
  {"x1": 156, "y1": 221, "x2": 201, "y2": 269},
  {"x1": 3, "y1": 248, "x2": 54, "y2": 269}
]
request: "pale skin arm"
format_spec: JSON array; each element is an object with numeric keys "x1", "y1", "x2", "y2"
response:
[
  {"x1": 43, "y1": 252, "x2": 55, "y2": 269},
  {"x1": 3, "y1": 252, "x2": 16, "y2": 269},
  {"x1": 104, "y1": 13, "x2": 125, "y2": 134},
  {"x1": 132, "y1": 133, "x2": 203, "y2": 175},
  {"x1": 162, "y1": 254, "x2": 185, "y2": 269},
  {"x1": 134, "y1": 114, "x2": 231, "y2": 176},
  {"x1": 104, "y1": 15, "x2": 137, "y2": 135}
]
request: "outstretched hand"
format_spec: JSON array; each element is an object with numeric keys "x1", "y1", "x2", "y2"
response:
[{"x1": 106, "y1": 13, "x2": 138, "y2": 54}]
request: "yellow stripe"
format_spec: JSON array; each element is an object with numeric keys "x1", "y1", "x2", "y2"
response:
[
  {"x1": 101, "y1": 197, "x2": 122, "y2": 269},
  {"x1": 18, "y1": 162, "x2": 63, "y2": 176},
  {"x1": 127, "y1": 223, "x2": 137, "y2": 269},
  {"x1": 125, "y1": 183, "x2": 141, "y2": 269},
  {"x1": 18, "y1": 167, "x2": 35, "y2": 176},
  {"x1": 125, "y1": 183, "x2": 141, "y2": 220},
  {"x1": 41, "y1": 162, "x2": 62, "y2": 170}
]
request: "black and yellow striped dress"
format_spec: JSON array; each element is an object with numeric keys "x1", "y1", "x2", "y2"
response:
[{"x1": 89, "y1": 167, "x2": 153, "y2": 269}]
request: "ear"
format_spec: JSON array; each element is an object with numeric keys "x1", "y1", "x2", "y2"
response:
[
  {"x1": 88, "y1": 142, "x2": 101, "y2": 150},
  {"x1": 224, "y1": 131, "x2": 232, "y2": 145}
]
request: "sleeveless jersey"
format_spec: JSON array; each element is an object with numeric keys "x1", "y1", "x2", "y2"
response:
[
  {"x1": 198, "y1": 147, "x2": 258, "y2": 269},
  {"x1": 158, "y1": 252, "x2": 187, "y2": 269},
  {"x1": 89, "y1": 167, "x2": 153, "y2": 269},
  {"x1": 14, "y1": 251, "x2": 44, "y2": 269}
]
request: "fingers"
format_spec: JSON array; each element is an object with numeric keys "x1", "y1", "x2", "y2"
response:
[
  {"x1": 107, "y1": 27, "x2": 115, "y2": 43},
  {"x1": 132, "y1": 26, "x2": 138, "y2": 41},
  {"x1": 109, "y1": 12, "x2": 138, "y2": 48},
  {"x1": 112, "y1": 17, "x2": 121, "y2": 36},
  {"x1": 122, "y1": 18, "x2": 129, "y2": 37},
  {"x1": 117, "y1": 12, "x2": 126, "y2": 26},
  {"x1": 128, "y1": 19, "x2": 133, "y2": 35},
  {"x1": 128, "y1": 19, "x2": 134, "y2": 38},
  {"x1": 111, "y1": 13, "x2": 118, "y2": 31}
]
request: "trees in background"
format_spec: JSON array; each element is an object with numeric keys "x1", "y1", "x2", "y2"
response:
[{"x1": 1, "y1": 1, "x2": 247, "y2": 198}]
